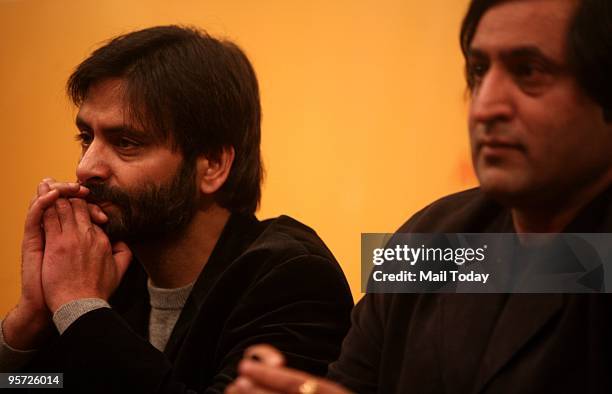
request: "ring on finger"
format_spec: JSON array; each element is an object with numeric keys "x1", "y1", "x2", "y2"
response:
[{"x1": 298, "y1": 379, "x2": 318, "y2": 394}]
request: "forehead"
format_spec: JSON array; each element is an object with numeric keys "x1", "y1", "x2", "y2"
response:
[
  {"x1": 77, "y1": 78, "x2": 127, "y2": 125},
  {"x1": 471, "y1": 0, "x2": 577, "y2": 60}
]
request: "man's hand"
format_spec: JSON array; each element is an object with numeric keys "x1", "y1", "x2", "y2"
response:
[
  {"x1": 3, "y1": 182, "x2": 65, "y2": 349},
  {"x1": 225, "y1": 345, "x2": 352, "y2": 394},
  {"x1": 41, "y1": 197, "x2": 132, "y2": 313},
  {"x1": 41, "y1": 178, "x2": 108, "y2": 224},
  {"x1": 3, "y1": 180, "x2": 109, "y2": 349}
]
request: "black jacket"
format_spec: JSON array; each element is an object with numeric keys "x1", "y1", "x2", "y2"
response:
[
  {"x1": 25, "y1": 214, "x2": 353, "y2": 393},
  {"x1": 328, "y1": 187, "x2": 612, "y2": 394}
]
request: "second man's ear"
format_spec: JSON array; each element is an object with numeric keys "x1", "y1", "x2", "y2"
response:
[{"x1": 197, "y1": 146, "x2": 235, "y2": 195}]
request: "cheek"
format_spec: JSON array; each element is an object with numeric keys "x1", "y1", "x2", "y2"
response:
[
  {"x1": 132, "y1": 153, "x2": 183, "y2": 183},
  {"x1": 522, "y1": 107, "x2": 609, "y2": 178},
  {"x1": 467, "y1": 119, "x2": 479, "y2": 156}
]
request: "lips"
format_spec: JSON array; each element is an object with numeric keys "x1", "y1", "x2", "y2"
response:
[
  {"x1": 471, "y1": 123, "x2": 525, "y2": 153},
  {"x1": 477, "y1": 138, "x2": 525, "y2": 153}
]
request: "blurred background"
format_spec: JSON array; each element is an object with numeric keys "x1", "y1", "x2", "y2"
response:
[{"x1": 0, "y1": 0, "x2": 475, "y2": 314}]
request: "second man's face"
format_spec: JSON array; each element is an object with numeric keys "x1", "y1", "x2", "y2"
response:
[{"x1": 467, "y1": 0, "x2": 612, "y2": 208}]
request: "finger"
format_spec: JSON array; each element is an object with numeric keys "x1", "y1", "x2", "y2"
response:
[
  {"x1": 29, "y1": 182, "x2": 50, "y2": 208},
  {"x1": 70, "y1": 198, "x2": 93, "y2": 230},
  {"x1": 238, "y1": 360, "x2": 306, "y2": 392},
  {"x1": 24, "y1": 188, "x2": 60, "y2": 242},
  {"x1": 37, "y1": 181, "x2": 49, "y2": 198},
  {"x1": 111, "y1": 241, "x2": 132, "y2": 277},
  {"x1": 244, "y1": 344, "x2": 285, "y2": 367},
  {"x1": 88, "y1": 203, "x2": 108, "y2": 224},
  {"x1": 239, "y1": 361, "x2": 346, "y2": 393},
  {"x1": 42, "y1": 197, "x2": 62, "y2": 237},
  {"x1": 225, "y1": 382, "x2": 240, "y2": 394},
  {"x1": 54, "y1": 198, "x2": 77, "y2": 232},
  {"x1": 226, "y1": 377, "x2": 279, "y2": 394},
  {"x1": 47, "y1": 181, "x2": 89, "y2": 198}
]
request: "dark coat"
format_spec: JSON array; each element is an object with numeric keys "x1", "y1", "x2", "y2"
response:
[
  {"x1": 329, "y1": 187, "x2": 612, "y2": 394},
  {"x1": 24, "y1": 214, "x2": 354, "y2": 393}
]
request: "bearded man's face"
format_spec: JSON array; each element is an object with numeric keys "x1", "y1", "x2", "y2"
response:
[{"x1": 84, "y1": 160, "x2": 198, "y2": 243}]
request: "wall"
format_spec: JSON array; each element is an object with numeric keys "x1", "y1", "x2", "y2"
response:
[{"x1": 0, "y1": 0, "x2": 475, "y2": 314}]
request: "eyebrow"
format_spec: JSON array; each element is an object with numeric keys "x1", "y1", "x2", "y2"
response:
[
  {"x1": 468, "y1": 45, "x2": 558, "y2": 63},
  {"x1": 75, "y1": 115, "x2": 147, "y2": 138},
  {"x1": 467, "y1": 45, "x2": 566, "y2": 74}
]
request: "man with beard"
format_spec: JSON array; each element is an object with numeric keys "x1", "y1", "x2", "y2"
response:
[
  {"x1": 0, "y1": 26, "x2": 353, "y2": 393},
  {"x1": 226, "y1": 0, "x2": 612, "y2": 393}
]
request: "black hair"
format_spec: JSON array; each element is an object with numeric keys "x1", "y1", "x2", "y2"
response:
[
  {"x1": 460, "y1": 0, "x2": 612, "y2": 121},
  {"x1": 68, "y1": 25, "x2": 263, "y2": 214}
]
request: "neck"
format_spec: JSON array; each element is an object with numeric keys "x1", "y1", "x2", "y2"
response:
[
  {"x1": 131, "y1": 204, "x2": 231, "y2": 288},
  {"x1": 511, "y1": 175, "x2": 612, "y2": 233}
]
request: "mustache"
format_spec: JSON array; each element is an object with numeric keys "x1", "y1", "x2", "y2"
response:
[
  {"x1": 472, "y1": 124, "x2": 524, "y2": 147},
  {"x1": 82, "y1": 182, "x2": 131, "y2": 208},
  {"x1": 472, "y1": 123, "x2": 512, "y2": 136}
]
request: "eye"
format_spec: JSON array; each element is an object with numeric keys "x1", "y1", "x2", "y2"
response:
[
  {"x1": 507, "y1": 58, "x2": 554, "y2": 91},
  {"x1": 510, "y1": 62, "x2": 544, "y2": 81},
  {"x1": 466, "y1": 59, "x2": 489, "y2": 87},
  {"x1": 74, "y1": 131, "x2": 93, "y2": 147},
  {"x1": 116, "y1": 137, "x2": 140, "y2": 149}
]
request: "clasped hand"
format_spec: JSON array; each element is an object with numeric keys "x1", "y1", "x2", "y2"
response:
[
  {"x1": 2, "y1": 179, "x2": 131, "y2": 350},
  {"x1": 38, "y1": 180, "x2": 132, "y2": 312}
]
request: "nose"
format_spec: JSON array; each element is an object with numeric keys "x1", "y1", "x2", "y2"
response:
[
  {"x1": 469, "y1": 66, "x2": 516, "y2": 126},
  {"x1": 76, "y1": 140, "x2": 111, "y2": 184}
]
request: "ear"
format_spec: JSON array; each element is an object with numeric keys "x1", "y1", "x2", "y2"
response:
[{"x1": 197, "y1": 146, "x2": 235, "y2": 195}]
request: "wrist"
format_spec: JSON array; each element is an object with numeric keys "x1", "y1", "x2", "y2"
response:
[
  {"x1": 47, "y1": 292, "x2": 106, "y2": 314},
  {"x1": 3, "y1": 305, "x2": 53, "y2": 350}
]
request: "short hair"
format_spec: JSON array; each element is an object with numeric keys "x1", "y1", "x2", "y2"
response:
[
  {"x1": 460, "y1": 0, "x2": 612, "y2": 121},
  {"x1": 68, "y1": 25, "x2": 263, "y2": 214}
]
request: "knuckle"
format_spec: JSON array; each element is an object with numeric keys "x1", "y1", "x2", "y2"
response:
[
  {"x1": 85, "y1": 226, "x2": 97, "y2": 241},
  {"x1": 69, "y1": 198, "x2": 84, "y2": 208},
  {"x1": 43, "y1": 207, "x2": 55, "y2": 218},
  {"x1": 99, "y1": 236, "x2": 111, "y2": 250},
  {"x1": 87, "y1": 204, "x2": 99, "y2": 215},
  {"x1": 93, "y1": 231, "x2": 111, "y2": 250},
  {"x1": 56, "y1": 199, "x2": 70, "y2": 209}
]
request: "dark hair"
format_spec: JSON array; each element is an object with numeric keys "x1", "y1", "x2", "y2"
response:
[
  {"x1": 67, "y1": 25, "x2": 263, "y2": 214},
  {"x1": 460, "y1": 0, "x2": 612, "y2": 121}
]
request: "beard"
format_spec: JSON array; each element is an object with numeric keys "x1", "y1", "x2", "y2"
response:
[{"x1": 83, "y1": 160, "x2": 198, "y2": 244}]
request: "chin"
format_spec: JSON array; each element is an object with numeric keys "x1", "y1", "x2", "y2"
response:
[{"x1": 476, "y1": 168, "x2": 531, "y2": 206}]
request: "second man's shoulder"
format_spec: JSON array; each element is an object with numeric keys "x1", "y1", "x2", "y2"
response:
[{"x1": 398, "y1": 187, "x2": 508, "y2": 233}]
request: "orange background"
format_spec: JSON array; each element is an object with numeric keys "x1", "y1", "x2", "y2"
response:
[{"x1": 0, "y1": 0, "x2": 475, "y2": 315}]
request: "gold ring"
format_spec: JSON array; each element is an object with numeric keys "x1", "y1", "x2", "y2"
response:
[{"x1": 298, "y1": 379, "x2": 318, "y2": 394}]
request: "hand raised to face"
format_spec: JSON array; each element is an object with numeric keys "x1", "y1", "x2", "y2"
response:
[
  {"x1": 40, "y1": 196, "x2": 132, "y2": 313},
  {"x1": 39, "y1": 177, "x2": 108, "y2": 225}
]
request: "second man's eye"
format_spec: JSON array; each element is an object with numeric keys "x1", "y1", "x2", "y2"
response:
[
  {"x1": 466, "y1": 58, "x2": 489, "y2": 88},
  {"x1": 509, "y1": 60, "x2": 555, "y2": 94},
  {"x1": 512, "y1": 62, "x2": 540, "y2": 79},
  {"x1": 116, "y1": 137, "x2": 141, "y2": 149},
  {"x1": 75, "y1": 132, "x2": 93, "y2": 147}
]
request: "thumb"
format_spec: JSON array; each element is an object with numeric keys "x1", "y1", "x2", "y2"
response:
[{"x1": 111, "y1": 241, "x2": 132, "y2": 278}]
